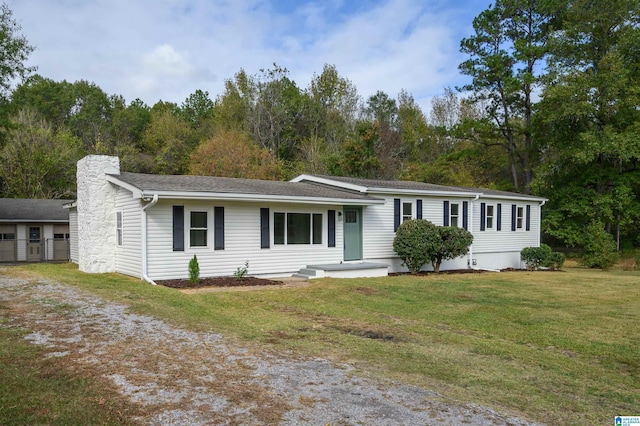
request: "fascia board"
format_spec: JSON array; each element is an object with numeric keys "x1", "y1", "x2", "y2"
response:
[
  {"x1": 290, "y1": 174, "x2": 369, "y2": 193},
  {"x1": 140, "y1": 190, "x2": 385, "y2": 206},
  {"x1": 478, "y1": 194, "x2": 548, "y2": 202},
  {"x1": 368, "y1": 188, "x2": 481, "y2": 197}
]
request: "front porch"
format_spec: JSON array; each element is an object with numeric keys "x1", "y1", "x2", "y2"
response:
[{"x1": 294, "y1": 262, "x2": 389, "y2": 279}]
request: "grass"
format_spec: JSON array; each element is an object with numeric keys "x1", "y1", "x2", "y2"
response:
[
  {"x1": 2, "y1": 262, "x2": 640, "y2": 424},
  {"x1": 0, "y1": 320, "x2": 144, "y2": 425}
]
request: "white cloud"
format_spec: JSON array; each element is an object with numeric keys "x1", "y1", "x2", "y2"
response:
[{"x1": 6, "y1": 0, "x2": 489, "y2": 112}]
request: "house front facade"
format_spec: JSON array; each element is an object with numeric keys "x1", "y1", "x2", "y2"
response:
[{"x1": 69, "y1": 155, "x2": 546, "y2": 282}]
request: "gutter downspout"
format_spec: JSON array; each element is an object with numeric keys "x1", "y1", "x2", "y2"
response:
[
  {"x1": 142, "y1": 194, "x2": 159, "y2": 285},
  {"x1": 468, "y1": 194, "x2": 480, "y2": 269},
  {"x1": 537, "y1": 200, "x2": 546, "y2": 247}
]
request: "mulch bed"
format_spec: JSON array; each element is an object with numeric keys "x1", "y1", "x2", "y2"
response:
[{"x1": 157, "y1": 276, "x2": 283, "y2": 289}]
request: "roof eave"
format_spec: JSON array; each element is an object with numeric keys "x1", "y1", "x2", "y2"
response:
[
  {"x1": 106, "y1": 175, "x2": 143, "y2": 198},
  {"x1": 139, "y1": 190, "x2": 385, "y2": 206}
]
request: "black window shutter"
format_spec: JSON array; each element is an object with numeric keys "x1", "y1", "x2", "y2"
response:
[
  {"x1": 480, "y1": 203, "x2": 486, "y2": 231},
  {"x1": 328, "y1": 210, "x2": 336, "y2": 248},
  {"x1": 443, "y1": 201, "x2": 450, "y2": 226},
  {"x1": 497, "y1": 203, "x2": 502, "y2": 231},
  {"x1": 214, "y1": 207, "x2": 224, "y2": 250},
  {"x1": 172, "y1": 206, "x2": 184, "y2": 251},
  {"x1": 394, "y1": 198, "x2": 401, "y2": 231},
  {"x1": 416, "y1": 199, "x2": 423, "y2": 219},
  {"x1": 526, "y1": 205, "x2": 531, "y2": 231},
  {"x1": 511, "y1": 204, "x2": 517, "y2": 231},
  {"x1": 260, "y1": 208, "x2": 270, "y2": 248},
  {"x1": 462, "y1": 201, "x2": 469, "y2": 230}
]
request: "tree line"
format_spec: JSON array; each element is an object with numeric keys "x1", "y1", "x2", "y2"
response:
[{"x1": 0, "y1": 0, "x2": 639, "y2": 251}]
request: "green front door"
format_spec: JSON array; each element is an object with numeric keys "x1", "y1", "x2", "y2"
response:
[{"x1": 343, "y1": 206, "x2": 362, "y2": 261}]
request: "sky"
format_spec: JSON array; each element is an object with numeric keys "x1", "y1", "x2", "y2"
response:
[{"x1": 7, "y1": 0, "x2": 492, "y2": 115}]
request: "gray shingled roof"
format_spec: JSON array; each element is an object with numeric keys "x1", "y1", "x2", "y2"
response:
[
  {"x1": 0, "y1": 199, "x2": 71, "y2": 222},
  {"x1": 112, "y1": 172, "x2": 381, "y2": 202},
  {"x1": 309, "y1": 175, "x2": 474, "y2": 193},
  {"x1": 309, "y1": 175, "x2": 546, "y2": 200}
]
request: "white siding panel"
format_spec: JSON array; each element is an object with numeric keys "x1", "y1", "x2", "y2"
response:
[
  {"x1": 146, "y1": 200, "x2": 344, "y2": 280},
  {"x1": 471, "y1": 198, "x2": 540, "y2": 253},
  {"x1": 69, "y1": 209, "x2": 78, "y2": 263},
  {"x1": 114, "y1": 188, "x2": 142, "y2": 278}
]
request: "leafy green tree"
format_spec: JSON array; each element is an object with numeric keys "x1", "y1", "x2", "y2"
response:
[
  {"x1": 141, "y1": 107, "x2": 195, "y2": 174},
  {"x1": 189, "y1": 128, "x2": 284, "y2": 180},
  {"x1": 0, "y1": 3, "x2": 35, "y2": 100},
  {"x1": 0, "y1": 109, "x2": 84, "y2": 198},
  {"x1": 459, "y1": 0, "x2": 556, "y2": 192},
  {"x1": 533, "y1": 0, "x2": 640, "y2": 249}
]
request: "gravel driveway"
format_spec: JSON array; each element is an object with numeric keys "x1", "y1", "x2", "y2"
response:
[{"x1": 0, "y1": 272, "x2": 543, "y2": 425}]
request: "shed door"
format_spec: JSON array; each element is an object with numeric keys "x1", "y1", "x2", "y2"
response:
[
  {"x1": 343, "y1": 207, "x2": 362, "y2": 261},
  {"x1": 53, "y1": 224, "x2": 70, "y2": 260},
  {"x1": 27, "y1": 226, "x2": 42, "y2": 261},
  {"x1": 0, "y1": 225, "x2": 16, "y2": 262}
]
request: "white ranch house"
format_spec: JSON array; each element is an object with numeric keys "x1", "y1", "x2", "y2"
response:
[{"x1": 68, "y1": 155, "x2": 546, "y2": 282}]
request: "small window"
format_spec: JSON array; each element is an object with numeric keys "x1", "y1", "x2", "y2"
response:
[
  {"x1": 190, "y1": 211, "x2": 208, "y2": 247},
  {"x1": 517, "y1": 206, "x2": 524, "y2": 229},
  {"x1": 450, "y1": 203, "x2": 460, "y2": 228},
  {"x1": 54, "y1": 233, "x2": 65, "y2": 240},
  {"x1": 116, "y1": 212, "x2": 123, "y2": 246},
  {"x1": 486, "y1": 205, "x2": 494, "y2": 229},
  {"x1": 345, "y1": 210, "x2": 357, "y2": 223},
  {"x1": 402, "y1": 202, "x2": 412, "y2": 222}
]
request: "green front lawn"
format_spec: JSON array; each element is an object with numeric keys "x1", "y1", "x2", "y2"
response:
[{"x1": 3, "y1": 263, "x2": 639, "y2": 424}]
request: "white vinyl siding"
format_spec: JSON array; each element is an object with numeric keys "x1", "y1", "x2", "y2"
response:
[
  {"x1": 114, "y1": 188, "x2": 142, "y2": 278},
  {"x1": 69, "y1": 209, "x2": 78, "y2": 263},
  {"x1": 471, "y1": 198, "x2": 539, "y2": 254},
  {"x1": 145, "y1": 200, "x2": 343, "y2": 280}
]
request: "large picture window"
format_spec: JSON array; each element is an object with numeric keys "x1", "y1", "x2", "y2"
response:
[
  {"x1": 190, "y1": 211, "x2": 208, "y2": 247},
  {"x1": 274, "y1": 212, "x2": 322, "y2": 245}
]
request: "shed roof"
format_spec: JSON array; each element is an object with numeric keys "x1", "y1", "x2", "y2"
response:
[{"x1": 0, "y1": 198, "x2": 71, "y2": 222}]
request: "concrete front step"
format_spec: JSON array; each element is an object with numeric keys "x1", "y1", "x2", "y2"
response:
[{"x1": 294, "y1": 262, "x2": 389, "y2": 279}]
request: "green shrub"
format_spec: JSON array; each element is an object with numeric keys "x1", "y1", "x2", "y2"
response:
[
  {"x1": 546, "y1": 251, "x2": 566, "y2": 270},
  {"x1": 432, "y1": 226, "x2": 474, "y2": 273},
  {"x1": 393, "y1": 220, "x2": 441, "y2": 273},
  {"x1": 234, "y1": 260, "x2": 249, "y2": 280},
  {"x1": 188, "y1": 255, "x2": 200, "y2": 284},
  {"x1": 393, "y1": 220, "x2": 473, "y2": 273},
  {"x1": 579, "y1": 222, "x2": 619, "y2": 270},
  {"x1": 521, "y1": 244, "x2": 566, "y2": 271}
]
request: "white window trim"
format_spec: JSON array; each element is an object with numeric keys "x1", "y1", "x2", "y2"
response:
[
  {"x1": 116, "y1": 211, "x2": 123, "y2": 246},
  {"x1": 485, "y1": 204, "x2": 494, "y2": 230},
  {"x1": 273, "y1": 211, "x2": 324, "y2": 246},
  {"x1": 186, "y1": 207, "x2": 211, "y2": 250},
  {"x1": 450, "y1": 202, "x2": 460, "y2": 228},
  {"x1": 516, "y1": 206, "x2": 524, "y2": 230},
  {"x1": 402, "y1": 201, "x2": 413, "y2": 222}
]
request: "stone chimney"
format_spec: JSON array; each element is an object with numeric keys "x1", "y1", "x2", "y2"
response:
[{"x1": 76, "y1": 155, "x2": 120, "y2": 273}]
